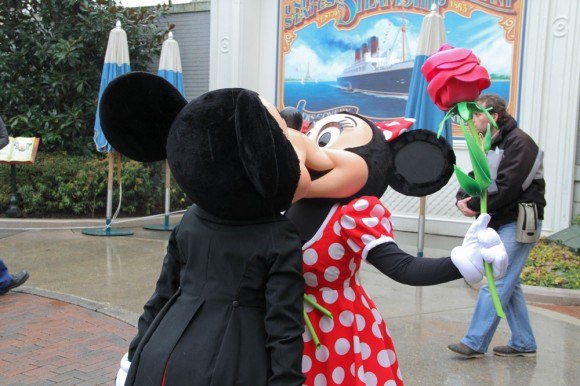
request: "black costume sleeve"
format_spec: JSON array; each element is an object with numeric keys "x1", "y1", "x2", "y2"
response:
[
  {"x1": 264, "y1": 225, "x2": 306, "y2": 386},
  {"x1": 128, "y1": 229, "x2": 183, "y2": 360},
  {"x1": 366, "y1": 242, "x2": 462, "y2": 285}
]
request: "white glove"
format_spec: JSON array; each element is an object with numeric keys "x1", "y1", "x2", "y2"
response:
[
  {"x1": 478, "y1": 228, "x2": 508, "y2": 279},
  {"x1": 451, "y1": 214, "x2": 491, "y2": 284},
  {"x1": 115, "y1": 352, "x2": 131, "y2": 386}
]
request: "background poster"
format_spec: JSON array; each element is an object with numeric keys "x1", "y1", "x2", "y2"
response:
[{"x1": 277, "y1": 0, "x2": 525, "y2": 135}]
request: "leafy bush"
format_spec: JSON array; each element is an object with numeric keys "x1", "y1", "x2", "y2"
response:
[
  {"x1": 0, "y1": 0, "x2": 172, "y2": 155},
  {"x1": 522, "y1": 238, "x2": 580, "y2": 289},
  {"x1": 0, "y1": 152, "x2": 191, "y2": 217}
]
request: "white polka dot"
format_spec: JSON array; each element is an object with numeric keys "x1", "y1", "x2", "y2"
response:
[
  {"x1": 353, "y1": 335, "x2": 361, "y2": 353},
  {"x1": 335, "y1": 338, "x2": 350, "y2": 355},
  {"x1": 381, "y1": 218, "x2": 392, "y2": 233},
  {"x1": 356, "y1": 314, "x2": 366, "y2": 331},
  {"x1": 383, "y1": 130, "x2": 393, "y2": 141},
  {"x1": 333, "y1": 221, "x2": 341, "y2": 236},
  {"x1": 303, "y1": 248, "x2": 318, "y2": 265},
  {"x1": 371, "y1": 308, "x2": 382, "y2": 323},
  {"x1": 377, "y1": 349, "x2": 397, "y2": 367},
  {"x1": 302, "y1": 355, "x2": 312, "y2": 372},
  {"x1": 386, "y1": 380, "x2": 397, "y2": 386},
  {"x1": 361, "y1": 342, "x2": 371, "y2": 360},
  {"x1": 362, "y1": 217, "x2": 379, "y2": 227},
  {"x1": 348, "y1": 259, "x2": 356, "y2": 273},
  {"x1": 370, "y1": 204, "x2": 385, "y2": 217},
  {"x1": 361, "y1": 234, "x2": 376, "y2": 245},
  {"x1": 340, "y1": 214, "x2": 356, "y2": 229},
  {"x1": 322, "y1": 289, "x2": 339, "y2": 304},
  {"x1": 372, "y1": 322, "x2": 382, "y2": 338},
  {"x1": 304, "y1": 294, "x2": 317, "y2": 312},
  {"x1": 353, "y1": 199, "x2": 369, "y2": 211},
  {"x1": 344, "y1": 287, "x2": 355, "y2": 301},
  {"x1": 397, "y1": 367, "x2": 403, "y2": 381},
  {"x1": 304, "y1": 272, "x2": 318, "y2": 287},
  {"x1": 324, "y1": 266, "x2": 340, "y2": 282},
  {"x1": 385, "y1": 323, "x2": 391, "y2": 337},
  {"x1": 332, "y1": 367, "x2": 345, "y2": 384},
  {"x1": 319, "y1": 316, "x2": 334, "y2": 333},
  {"x1": 350, "y1": 363, "x2": 355, "y2": 376},
  {"x1": 357, "y1": 366, "x2": 365, "y2": 382},
  {"x1": 339, "y1": 310, "x2": 354, "y2": 327},
  {"x1": 314, "y1": 373, "x2": 327, "y2": 386},
  {"x1": 364, "y1": 372, "x2": 378, "y2": 386},
  {"x1": 343, "y1": 278, "x2": 350, "y2": 288},
  {"x1": 361, "y1": 296, "x2": 370, "y2": 309},
  {"x1": 328, "y1": 243, "x2": 345, "y2": 260},
  {"x1": 315, "y1": 344, "x2": 330, "y2": 362},
  {"x1": 347, "y1": 238, "x2": 361, "y2": 252},
  {"x1": 303, "y1": 327, "x2": 313, "y2": 342}
]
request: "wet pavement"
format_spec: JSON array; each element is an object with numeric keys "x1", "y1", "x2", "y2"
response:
[{"x1": 0, "y1": 215, "x2": 579, "y2": 385}]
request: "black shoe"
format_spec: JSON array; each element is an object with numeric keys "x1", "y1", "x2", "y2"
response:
[
  {"x1": 448, "y1": 342, "x2": 484, "y2": 358},
  {"x1": 493, "y1": 345, "x2": 536, "y2": 357},
  {"x1": 0, "y1": 270, "x2": 29, "y2": 295}
]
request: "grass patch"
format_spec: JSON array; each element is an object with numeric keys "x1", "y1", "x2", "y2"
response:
[{"x1": 522, "y1": 238, "x2": 580, "y2": 289}]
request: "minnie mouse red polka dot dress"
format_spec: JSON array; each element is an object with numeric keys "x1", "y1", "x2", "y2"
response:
[{"x1": 302, "y1": 196, "x2": 404, "y2": 386}]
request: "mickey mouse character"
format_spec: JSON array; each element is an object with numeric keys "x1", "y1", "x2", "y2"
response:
[
  {"x1": 285, "y1": 113, "x2": 508, "y2": 385},
  {"x1": 99, "y1": 72, "x2": 307, "y2": 386}
]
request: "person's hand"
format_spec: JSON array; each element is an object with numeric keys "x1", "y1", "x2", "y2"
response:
[
  {"x1": 115, "y1": 352, "x2": 131, "y2": 386},
  {"x1": 450, "y1": 214, "x2": 491, "y2": 284},
  {"x1": 478, "y1": 228, "x2": 508, "y2": 279},
  {"x1": 456, "y1": 197, "x2": 478, "y2": 217}
]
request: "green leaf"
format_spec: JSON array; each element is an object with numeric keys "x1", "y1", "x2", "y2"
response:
[
  {"x1": 458, "y1": 102, "x2": 472, "y2": 121},
  {"x1": 454, "y1": 165, "x2": 482, "y2": 197},
  {"x1": 460, "y1": 120, "x2": 491, "y2": 190},
  {"x1": 484, "y1": 126, "x2": 492, "y2": 152}
]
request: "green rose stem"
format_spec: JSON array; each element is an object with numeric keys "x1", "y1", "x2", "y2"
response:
[
  {"x1": 440, "y1": 102, "x2": 505, "y2": 319},
  {"x1": 303, "y1": 294, "x2": 333, "y2": 348},
  {"x1": 466, "y1": 118, "x2": 505, "y2": 319}
]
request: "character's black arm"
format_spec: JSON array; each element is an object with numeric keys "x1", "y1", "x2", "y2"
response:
[{"x1": 366, "y1": 242, "x2": 462, "y2": 286}]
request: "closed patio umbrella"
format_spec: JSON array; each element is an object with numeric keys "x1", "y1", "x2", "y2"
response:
[
  {"x1": 144, "y1": 31, "x2": 186, "y2": 232},
  {"x1": 84, "y1": 20, "x2": 133, "y2": 236},
  {"x1": 404, "y1": 3, "x2": 450, "y2": 256}
]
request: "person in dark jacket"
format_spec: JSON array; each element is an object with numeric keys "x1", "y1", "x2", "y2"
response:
[{"x1": 448, "y1": 93, "x2": 546, "y2": 358}]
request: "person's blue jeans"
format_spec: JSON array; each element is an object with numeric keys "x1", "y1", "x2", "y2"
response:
[
  {"x1": 0, "y1": 258, "x2": 12, "y2": 288},
  {"x1": 461, "y1": 221, "x2": 540, "y2": 353}
]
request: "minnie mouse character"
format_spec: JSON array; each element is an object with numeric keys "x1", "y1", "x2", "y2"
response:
[
  {"x1": 285, "y1": 113, "x2": 508, "y2": 385},
  {"x1": 99, "y1": 72, "x2": 307, "y2": 385}
]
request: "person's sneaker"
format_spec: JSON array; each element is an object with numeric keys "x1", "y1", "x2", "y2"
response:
[
  {"x1": 493, "y1": 345, "x2": 536, "y2": 357},
  {"x1": 0, "y1": 270, "x2": 29, "y2": 295},
  {"x1": 447, "y1": 342, "x2": 484, "y2": 358}
]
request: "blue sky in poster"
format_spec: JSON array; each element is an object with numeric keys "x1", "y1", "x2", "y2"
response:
[{"x1": 284, "y1": 10, "x2": 512, "y2": 82}]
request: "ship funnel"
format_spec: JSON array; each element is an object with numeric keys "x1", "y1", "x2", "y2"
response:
[
  {"x1": 355, "y1": 48, "x2": 361, "y2": 62},
  {"x1": 362, "y1": 43, "x2": 369, "y2": 55},
  {"x1": 370, "y1": 36, "x2": 379, "y2": 55}
]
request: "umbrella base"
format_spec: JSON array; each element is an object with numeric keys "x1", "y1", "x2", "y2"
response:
[{"x1": 82, "y1": 228, "x2": 134, "y2": 237}]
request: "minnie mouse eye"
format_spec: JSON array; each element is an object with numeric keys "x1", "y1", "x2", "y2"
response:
[{"x1": 316, "y1": 125, "x2": 342, "y2": 148}]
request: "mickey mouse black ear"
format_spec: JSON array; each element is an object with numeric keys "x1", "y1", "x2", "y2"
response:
[
  {"x1": 100, "y1": 71, "x2": 187, "y2": 162},
  {"x1": 387, "y1": 129, "x2": 456, "y2": 197}
]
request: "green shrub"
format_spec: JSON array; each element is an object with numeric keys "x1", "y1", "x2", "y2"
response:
[
  {"x1": 0, "y1": 152, "x2": 191, "y2": 217},
  {"x1": 522, "y1": 238, "x2": 580, "y2": 289}
]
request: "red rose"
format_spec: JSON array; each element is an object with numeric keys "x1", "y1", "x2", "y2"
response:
[{"x1": 421, "y1": 44, "x2": 491, "y2": 111}]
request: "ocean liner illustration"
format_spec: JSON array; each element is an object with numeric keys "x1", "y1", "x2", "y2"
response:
[{"x1": 337, "y1": 20, "x2": 414, "y2": 96}]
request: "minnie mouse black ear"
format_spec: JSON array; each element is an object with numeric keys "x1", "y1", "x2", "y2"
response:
[
  {"x1": 387, "y1": 129, "x2": 455, "y2": 197},
  {"x1": 100, "y1": 71, "x2": 187, "y2": 162}
]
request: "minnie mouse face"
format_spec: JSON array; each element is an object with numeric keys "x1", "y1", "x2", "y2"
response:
[
  {"x1": 302, "y1": 112, "x2": 455, "y2": 201},
  {"x1": 305, "y1": 114, "x2": 373, "y2": 151}
]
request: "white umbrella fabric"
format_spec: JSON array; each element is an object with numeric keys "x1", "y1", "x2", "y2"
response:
[
  {"x1": 144, "y1": 32, "x2": 186, "y2": 231},
  {"x1": 404, "y1": 3, "x2": 449, "y2": 256},
  {"x1": 84, "y1": 20, "x2": 133, "y2": 237}
]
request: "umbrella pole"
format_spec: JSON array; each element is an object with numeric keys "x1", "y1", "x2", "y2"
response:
[
  {"x1": 164, "y1": 160, "x2": 171, "y2": 228},
  {"x1": 143, "y1": 160, "x2": 175, "y2": 231},
  {"x1": 417, "y1": 196, "x2": 426, "y2": 257},
  {"x1": 82, "y1": 151, "x2": 133, "y2": 236}
]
